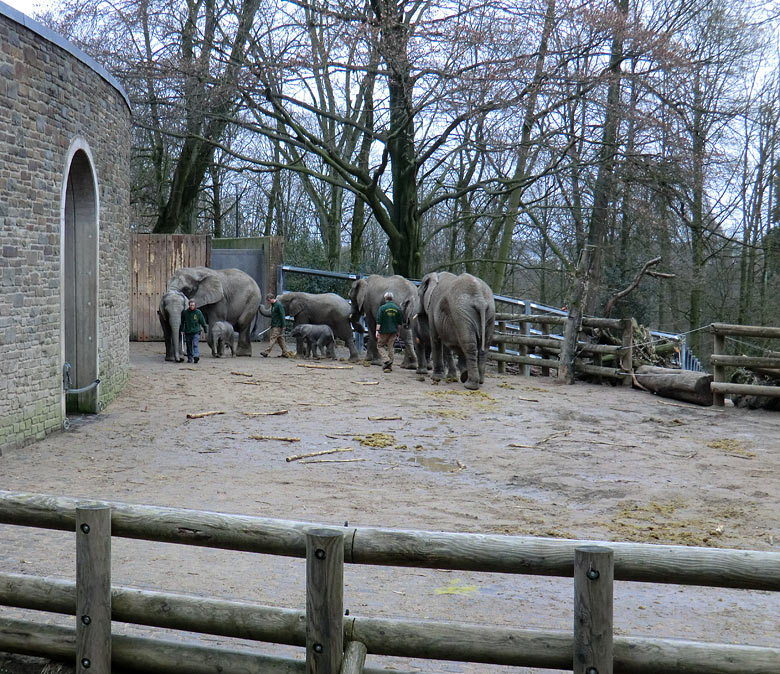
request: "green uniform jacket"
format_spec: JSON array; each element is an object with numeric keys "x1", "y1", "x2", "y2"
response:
[
  {"x1": 376, "y1": 301, "x2": 402, "y2": 334},
  {"x1": 180, "y1": 308, "x2": 208, "y2": 335},
  {"x1": 270, "y1": 300, "x2": 286, "y2": 328}
]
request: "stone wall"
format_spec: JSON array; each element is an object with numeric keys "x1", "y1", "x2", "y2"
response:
[{"x1": 0, "y1": 5, "x2": 131, "y2": 452}]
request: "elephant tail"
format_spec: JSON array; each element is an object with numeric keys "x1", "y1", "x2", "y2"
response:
[{"x1": 478, "y1": 302, "x2": 487, "y2": 352}]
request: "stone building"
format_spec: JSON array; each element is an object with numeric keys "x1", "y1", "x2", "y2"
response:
[{"x1": 0, "y1": 2, "x2": 131, "y2": 452}]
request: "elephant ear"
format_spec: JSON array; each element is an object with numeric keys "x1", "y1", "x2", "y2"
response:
[
  {"x1": 281, "y1": 294, "x2": 301, "y2": 316},
  {"x1": 351, "y1": 279, "x2": 368, "y2": 313},
  {"x1": 190, "y1": 270, "x2": 224, "y2": 307},
  {"x1": 418, "y1": 273, "x2": 438, "y2": 316}
]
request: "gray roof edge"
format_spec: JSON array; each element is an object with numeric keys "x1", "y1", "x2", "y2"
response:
[{"x1": 0, "y1": 0, "x2": 132, "y2": 111}]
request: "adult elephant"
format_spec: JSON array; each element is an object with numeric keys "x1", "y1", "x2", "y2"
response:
[
  {"x1": 349, "y1": 275, "x2": 418, "y2": 369},
  {"x1": 265, "y1": 292, "x2": 364, "y2": 361},
  {"x1": 159, "y1": 267, "x2": 262, "y2": 361},
  {"x1": 416, "y1": 272, "x2": 495, "y2": 390}
]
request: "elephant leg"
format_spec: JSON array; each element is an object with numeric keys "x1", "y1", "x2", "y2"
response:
[
  {"x1": 400, "y1": 327, "x2": 418, "y2": 369},
  {"x1": 478, "y1": 348, "x2": 487, "y2": 383},
  {"x1": 235, "y1": 328, "x2": 252, "y2": 357},
  {"x1": 429, "y1": 334, "x2": 445, "y2": 381},
  {"x1": 444, "y1": 347, "x2": 458, "y2": 379},
  {"x1": 460, "y1": 342, "x2": 480, "y2": 390},
  {"x1": 364, "y1": 318, "x2": 381, "y2": 364},
  {"x1": 414, "y1": 337, "x2": 428, "y2": 375},
  {"x1": 295, "y1": 335, "x2": 306, "y2": 358},
  {"x1": 345, "y1": 334, "x2": 359, "y2": 362}
]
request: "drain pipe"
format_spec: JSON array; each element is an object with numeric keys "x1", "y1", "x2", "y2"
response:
[{"x1": 62, "y1": 362, "x2": 100, "y2": 394}]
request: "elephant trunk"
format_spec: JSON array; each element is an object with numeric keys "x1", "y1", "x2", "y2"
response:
[{"x1": 168, "y1": 312, "x2": 183, "y2": 362}]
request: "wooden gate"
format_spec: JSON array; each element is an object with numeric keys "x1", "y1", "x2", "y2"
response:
[{"x1": 130, "y1": 234, "x2": 211, "y2": 341}]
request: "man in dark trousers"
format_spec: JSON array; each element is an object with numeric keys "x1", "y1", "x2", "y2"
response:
[
  {"x1": 261, "y1": 294, "x2": 289, "y2": 357},
  {"x1": 180, "y1": 299, "x2": 208, "y2": 363},
  {"x1": 375, "y1": 291, "x2": 402, "y2": 373}
]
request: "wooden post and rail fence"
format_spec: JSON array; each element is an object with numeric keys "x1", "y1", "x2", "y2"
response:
[
  {"x1": 490, "y1": 313, "x2": 634, "y2": 385},
  {"x1": 0, "y1": 491, "x2": 778, "y2": 673},
  {"x1": 710, "y1": 323, "x2": 780, "y2": 407}
]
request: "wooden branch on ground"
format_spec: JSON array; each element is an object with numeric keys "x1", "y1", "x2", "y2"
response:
[
  {"x1": 286, "y1": 447, "x2": 353, "y2": 462},
  {"x1": 297, "y1": 364, "x2": 354, "y2": 370},
  {"x1": 243, "y1": 410, "x2": 289, "y2": 417},
  {"x1": 604, "y1": 256, "x2": 663, "y2": 316},
  {"x1": 186, "y1": 411, "x2": 225, "y2": 419},
  {"x1": 299, "y1": 458, "x2": 366, "y2": 464},
  {"x1": 249, "y1": 435, "x2": 300, "y2": 442},
  {"x1": 230, "y1": 371, "x2": 254, "y2": 377},
  {"x1": 368, "y1": 416, "x2": 402, "y2": 421}
]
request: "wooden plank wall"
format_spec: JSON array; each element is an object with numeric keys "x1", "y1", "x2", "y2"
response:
[{"x1": 130, "y1": 234, "x2": 211, "y2": 341}]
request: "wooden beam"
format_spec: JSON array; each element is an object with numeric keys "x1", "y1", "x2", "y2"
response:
[
  {"x1": 573, "y1": 546, "x2": 613, "y2": 674},
  {"x1": 306, "y1": 530, "x2": 344, "y2": 674},
  {"x1": 710, "y1": 355, "x2": 780, "y2": 369},
  {"x1": 76, "y1": 507, "x2": 111, "y2": 674},
  {"x1": 1, "y1": 577, "x2": 779, "y2": 672},
  {"x1": 711, "y1": 323, "x2": 780, "y2": 338},
  {"x1": 1, "y1": 492, "x2": 778, "y2": 591},
  {"x1": 710, "y1": 383, "x2": 780, "y2": 398}
]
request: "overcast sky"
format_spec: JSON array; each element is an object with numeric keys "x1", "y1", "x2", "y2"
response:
[{"x1": 2, "y1": 0, "x2": 50, "y2": 18}]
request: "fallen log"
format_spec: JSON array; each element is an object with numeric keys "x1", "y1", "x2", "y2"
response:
[{"x1": 634, "y1": 366, "x2": 714, "y2": 406}]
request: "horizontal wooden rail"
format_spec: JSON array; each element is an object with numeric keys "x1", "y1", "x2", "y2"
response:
[
  {"x1": 710, "y1": 323, "x2": 780, "y2": 338},
  {"x1": 1, "y1": 492, "x2": 778, "y2": 590},
  {"x1": 710, "y1": 383, "x2": 780, "y2": 398},
  {"x1": 710, "y1": 355, "x2": 780, "y2": 368},
  {"x1": 494, "y1": 313, "x2": 624, "y2": 330},
  {"x1": 0, "y1": 617, "x2": 413, "y2": 674},
  {"x1": 710, "y1": 323, "x2": 780, "y2": 406},
  {"x1": 492, "y1": 333, "x2": 622, "y2": 356},
  {"x1": 1, "y1": 575, "x2": 778, "y2": 673}
]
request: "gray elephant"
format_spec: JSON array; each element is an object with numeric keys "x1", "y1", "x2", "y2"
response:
[
  {"x1": 208, "y1": 320, "x2": 236, "y2": 357},
  {"x1": 416, "y1": 272, "x2": 496, "y2": 390},
  {"x1": 158, "y1": 267, "x2": 261, "y2": 362},
  {"x1": 158, "y1": 289, "x2": 189, "y2": 362},
  {"x1": 261, "y1": 292, "x2": 364, "y2": 361},
  {"x1": 291, "y1": 324, "x2": 335, "y2": 359},
  {"x1": 349, "y1": 275, "x2": 418, "y2": 368},
  {"x1": 407, "y1": 310, "x2": 457, "y2": 379}
]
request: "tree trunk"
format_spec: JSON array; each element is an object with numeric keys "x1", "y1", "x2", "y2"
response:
[
  {"x1": 490, "y1": 0, "x2": 556, "y2": 292},
  {"x1": 634, "y1": 366, "x2": 714, "y2": 406},
  {"x1": 583, "y1": 0, "x2": 629, "y2": 315}
]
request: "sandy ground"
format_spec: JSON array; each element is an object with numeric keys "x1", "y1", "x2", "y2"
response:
[{"x1": 1, "y1": 340, "x2": 779, "y2": 672}]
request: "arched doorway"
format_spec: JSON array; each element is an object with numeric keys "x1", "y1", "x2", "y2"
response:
[{"x1": 62, "y1": 146, "x2": 99, "y2": 414}]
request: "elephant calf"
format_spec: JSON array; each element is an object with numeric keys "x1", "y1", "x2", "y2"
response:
[
  {"x1": 208, "y1": 321, "x2": 236, "y2": 357},
  {"x1": 291, "y1": 324, "x2": 335, "y2": 360}
]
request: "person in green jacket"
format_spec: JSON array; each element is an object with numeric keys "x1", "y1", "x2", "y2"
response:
[
  {"x1": 261, "y1": 294, "x2": 289, "y2": 357},
  {"x1": 375, "y1": 291, "x2": 402, "y2": 373},
  {"x1": 180, "y1": 299, "x2": 208, "y2": 363}
]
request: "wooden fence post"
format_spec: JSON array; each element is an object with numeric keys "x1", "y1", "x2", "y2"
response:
[
  {"x1": 340, "y1": 641, "x2": 368, "y2": 674},
  {"x1": 574, "y1": 546, "x2": 613, "y2": 674},
  {"x1": 620, "y1": 318, "x2": 633, "y2": 387},
  {"x1": 497, "y1": 320, "x2": 506, "y2": 375},
  {"x1": 521, "y1": 302, "x2": 531, "y2": 377},
  {"x1": 306, "y1": 529, "x2": 344, "y2": 674},
  {"x1": 76, "y1": 506, "x2": 111, "y2": 674},
  {"x1": 712, "y1": 327, "x2": 725, "y2": 407}
]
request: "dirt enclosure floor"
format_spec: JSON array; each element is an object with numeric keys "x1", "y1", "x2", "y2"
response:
[{"x1": 1, "y1": 341, "x2": 779, "y2": 673}]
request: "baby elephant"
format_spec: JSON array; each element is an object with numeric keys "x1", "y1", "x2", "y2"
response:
[
  {"x1": 208, "y1": 320, "x2": 236, "y2": 357},
  {"x1": 291, "y1": 323, "x2": 335, "y2": 359}
]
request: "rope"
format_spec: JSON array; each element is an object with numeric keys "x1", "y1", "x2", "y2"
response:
[{"x1": 724, "y1": 335, "x2": 780, "y2": 356}]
